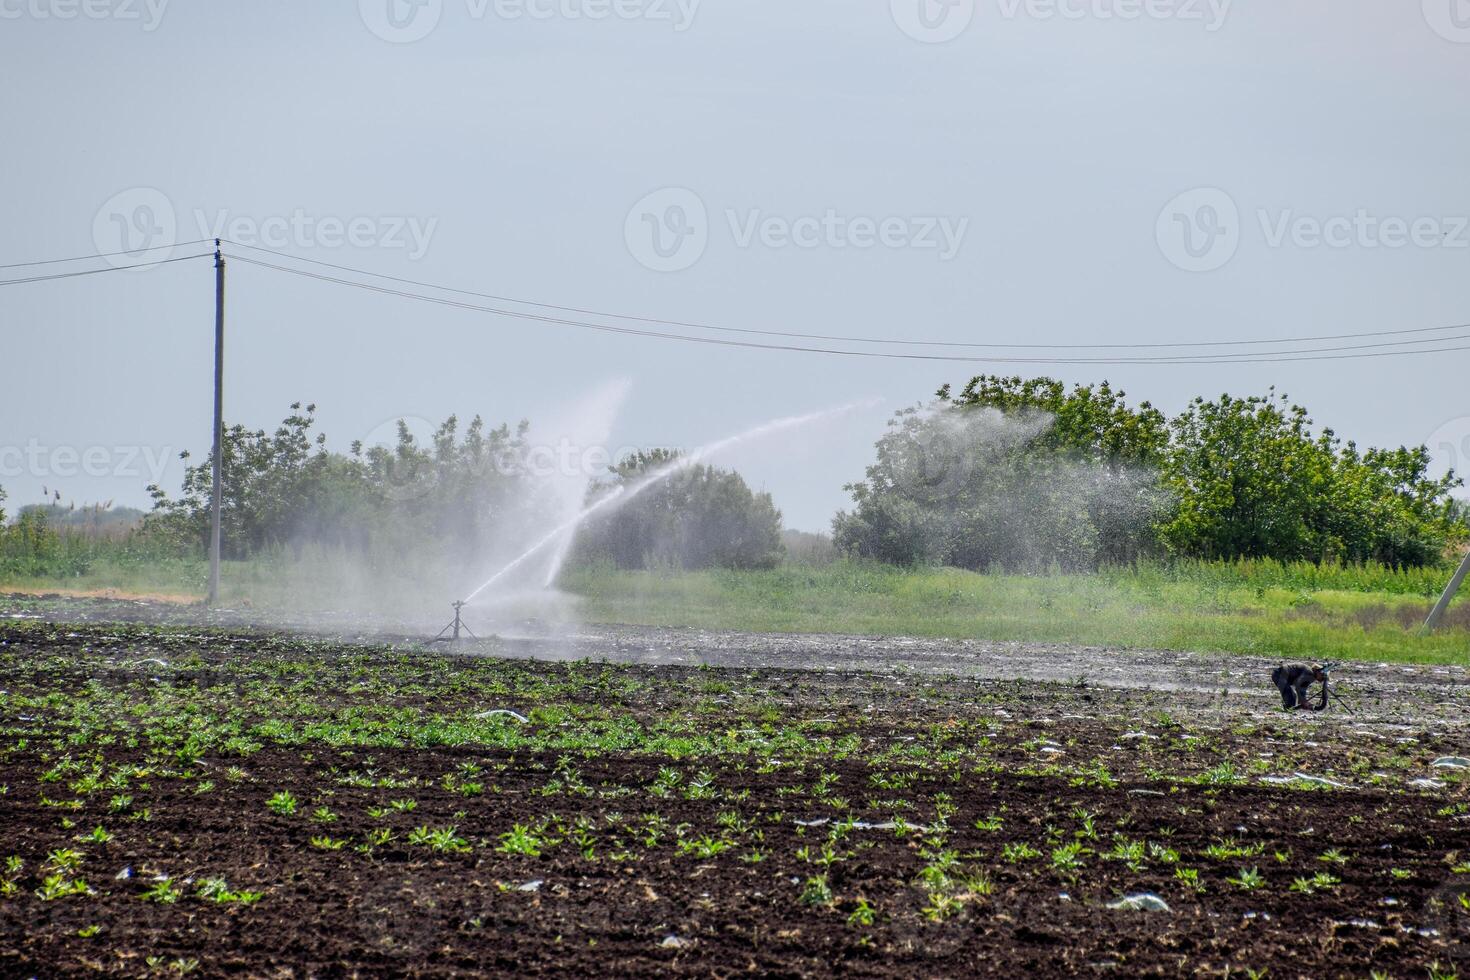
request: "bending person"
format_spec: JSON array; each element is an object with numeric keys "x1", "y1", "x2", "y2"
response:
[{"x1": 1271, "y1": 663, "x2": 1328, "y2": 711}]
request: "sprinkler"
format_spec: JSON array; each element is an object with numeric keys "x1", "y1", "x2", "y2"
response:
[{"x1": 433, "y1": 601, "x2": 477, "y2": 643}]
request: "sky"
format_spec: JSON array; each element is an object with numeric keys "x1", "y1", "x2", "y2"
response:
[{"x1": 2, "y1": 0, "x2": 1469, "y2": 531}]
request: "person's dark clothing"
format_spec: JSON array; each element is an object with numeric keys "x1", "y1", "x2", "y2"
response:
[{"x1": 1272, "y1": 663, "x2": 1323, "y2": 709}]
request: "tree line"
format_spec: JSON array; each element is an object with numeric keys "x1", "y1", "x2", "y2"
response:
[
  {"x1": 5, "y1": 380, "x2": 1465, "y2": 578},
  {"x1": 834, "y1": 376, "x2": 1467, "y2": 571},
  {"x1": 141, "y1": 403, "x2": 784, "y2": 573}
]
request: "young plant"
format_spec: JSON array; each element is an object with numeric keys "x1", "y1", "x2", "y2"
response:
[
  {"x1": 497, "y1": 823, "x2": 544, "y2": 857},
  {"x1": 1050, "y1": 842, "x2": 1087, "y2": 874},
  {"x1": 1174, "y1": 867, "x2": 1206, "y2": 893},
  {"x1": 76, "y1": 826, "x2": 114, "y2": 845},
  {"x1": 1227, "y1": 867, "x2": 1264, "y2": 891},
  {"x1": 141, "y1": 878, "x2": 183, "y2": 904},
  {"x1": 847, "y1": 898, "x2": 876, "y2": 927},
  {"x1": 800, "y1": 874, "x2": 833, "y2": 907},
  {"x1": 266, "y1": 791, "x2": 298, "y2": 816},
  {"x1": 36, "y1": 874, "x2": 90, "y2": 900},
  {"x1": 1289, "y1": 872, "x2": 1340, "y2": 895},
  {"x1": 1003, "y1": 842, "x2": 1041, "y2": 864}
]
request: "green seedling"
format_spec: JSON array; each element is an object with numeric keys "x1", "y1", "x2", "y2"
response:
[{"x1": 266, "y1": 791, "x2": 297, "y2": 816}]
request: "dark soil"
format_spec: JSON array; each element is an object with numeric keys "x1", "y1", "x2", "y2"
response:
[{"x1": 1, "y1": 606, "x2": 1469, "y2": 977}]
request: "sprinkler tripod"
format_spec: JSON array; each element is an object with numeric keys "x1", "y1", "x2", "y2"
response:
[
  {"x1": 433, "y1": 601, "x2": 477, "y2": 643},
  {"x1": 1326, "y1": 681, "x2": 1362, "y2": 716}
]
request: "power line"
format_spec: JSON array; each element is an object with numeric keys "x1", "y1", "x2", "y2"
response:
[
  {"x1": 227, "y1": 252, "x2": 1470, "y2": 366},
  {"x1": 0, "y1": 253, "x2": 215, "y2": 286},
  {"x1": 0, "y1": 240, "x2": 216, "y2": 271},
  {"x1": 221, "y1": 238, "x2": 1470, "y2": 353},
  {"x1": 2, "y1": 239, "x2": 1465, "y2": 366}
]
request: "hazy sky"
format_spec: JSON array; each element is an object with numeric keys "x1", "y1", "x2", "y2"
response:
[{"x1": 3, "y1": 1, "x2": 1469, "y2": 530}]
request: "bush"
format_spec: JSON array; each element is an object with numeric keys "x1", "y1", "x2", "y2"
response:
[
  {"x1": 572, "y1": 450, "x2": 784, "y2": 571},
  {"x1": 0, "y1": 508, "x2": 92, "y2": 578}
]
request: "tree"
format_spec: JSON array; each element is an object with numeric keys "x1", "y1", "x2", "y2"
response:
[
  {"x1": 574, "y1": 450, "x2": 784, "y2": 571},
  {"x1": 1159, "y1": 391, "x2": 1463, "y2": 566},
  {"x1": 833, "y1": 377, "x2": 1170, "y2": 571},
  {"x1": 837, "y1": 377, "x2": 1466, "y2": 571},
  {"x1": 146, "y1": 402, "x2": 547, "y2": 563}
]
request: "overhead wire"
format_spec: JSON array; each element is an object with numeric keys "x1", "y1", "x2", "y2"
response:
[
  {"x1": 0, "y1": 252, "x2": 215, "y2": 286},
  {"x1": 225, "y1": 252, "x2": 1470, "y2": 366},
  {"x1": 0, "y1": 240, "x2": 216, "y2": 271},
  {"x1": 3, "y1": 238, "x2": 1466, "y2": 366},
  {"x1": 220, "y1": 238, "x2": 1470, "y2": 353}
]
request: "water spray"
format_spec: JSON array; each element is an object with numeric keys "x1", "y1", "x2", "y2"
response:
[{"x1": 445, "y1": 400, "x2": 873, "y2": 624}]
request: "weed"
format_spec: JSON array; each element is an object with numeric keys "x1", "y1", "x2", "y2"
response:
[
  {"x1": 677, "y1": 836, "x2": 733, "y2": 859},
  {"x1": 76, "y1": 826, "x2": 113, "y2": 845},
  {"x1": 1050, "y1": 842, "x2": 1087, "y2": 874},
  {"x1": 1174, "y1": 867, "x2": 1206, "y2": 893},
  {"x1": 410, "y1": 826, "x2": 471, "y2": 854},
  {"x1": 1003, "y1": 842, "x2": 1041, "y2": 864}
]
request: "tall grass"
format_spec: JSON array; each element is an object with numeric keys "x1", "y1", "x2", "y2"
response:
[
  {"x1": 0, "y1": 518, "x2": 204, "y2": 594},
  {"x1": 561, "y1": 558, "x2": 1469, "y2": 664},
  {"x1": 1112, "y1": 557, "x2": 1452, "y2": 597}
]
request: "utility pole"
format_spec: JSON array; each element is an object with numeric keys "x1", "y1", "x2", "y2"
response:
[
  {"x1": 207, "y1": 240, "x2": 225, "y2": 605},
  {"x1": 1425, "y1": 546, "x2": 1470, "y2": 631}
]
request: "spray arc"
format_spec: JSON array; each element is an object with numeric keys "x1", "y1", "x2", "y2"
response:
[{"x1": 436, "y1": 401, "x2": 869, "y2": 638}]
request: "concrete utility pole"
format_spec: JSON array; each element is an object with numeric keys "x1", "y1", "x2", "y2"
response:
[
  {"x1": 1425, "y1": 546, "x2": 1470, "y2": 632},
  {"x1": 207, "y1": 240, "x2": 225, "y2": 605}
]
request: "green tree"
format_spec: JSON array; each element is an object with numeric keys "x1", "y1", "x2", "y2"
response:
[
  {"x1": 146, "y1": 403, "x2": 545, "y2": 562},
  {"x1": 1160, "y1": 391, "x2": 1463, "y2": 566},
  {"x1": 838, "y1": 378, "x2": 1464, "y2": 571},
  {"x1": 574, "y1": 450, "x2": 784, "y2": 570},
  {"x1": 834, "y1": 377, "x2": 1170, "y2": 570}
]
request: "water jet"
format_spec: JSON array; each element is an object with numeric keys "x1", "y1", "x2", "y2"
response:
[{"x1": 443, "y1": 400, "x2": 870, "y2": 626}]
